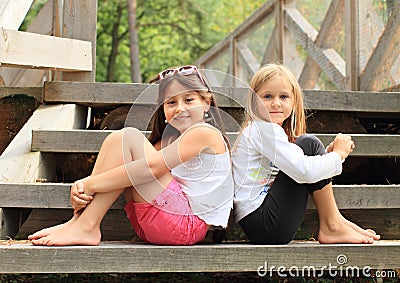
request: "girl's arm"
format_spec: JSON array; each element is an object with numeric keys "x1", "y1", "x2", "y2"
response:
[
  {"x1": 81, "y1": 125, "x2": 224, "y2": 195},
  {"x1": 249, "y1": 121, "x2": 345, "y2": 183}
]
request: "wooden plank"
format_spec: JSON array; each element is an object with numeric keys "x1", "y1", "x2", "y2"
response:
[
  {"x1": 299, "y1": 0, "x2": 344, "y2": 89},
  {"x1": 303, "y1": 90, "x2": 400, "y2": 113},
  {"x1": 0, "y1": 106, "x2": 87, "y2": 183},
  {"x1": 236, "y1": 42, "x2": 260, "y2": 77},
  {"x1": 0, "y1": 104, "x2": 87, "y2": 239},
  {"x1": 261, "y1": 25, "x2": 280, "y2": 65},
  {"x1": 0, "y1": 241, "x2": 399, "y2": 273},
  {"x1": 17, "y1": 208, "x2": 136, "y2": 241},
  {"x1": 0, "y1": 87, "x2": 42, "y2": 101},
  {"x1": 0, "y1": 28, "x2": 92, "y2": 71},
  {"x1": 0, "y1": 182, "x2": 399, "y2": 210},
  {"x1": 31, "y1": 130, "x2": 400, "y2": 157},
  {"x1": 196, "y1": 0, "x2": 277, "y2": 67},
  {"x1": 0, "y1": 0, "x2": 53, "y2": 87},
  {"x1": 0, "y1": 0, "x2": 34, "y2": 30},
  {"x1": 284, "y1": 8, "x2": 346, "y2": 90},
  {"x1": 344, "y1": 0, "x2": 359, "y2": 90},
  {"x1": 62, "y1": 0, "x2": 97, "y2": 82},
  {"x1": 359, "y1": 3, "x2": 400, "y2": 91},
  {"x1": 43, "y1": 82, "x2": 400, "y2": 113}
]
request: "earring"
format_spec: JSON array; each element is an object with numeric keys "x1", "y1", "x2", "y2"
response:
[
  {"x1": 204, "y1": 112, "x2": 209, "y2": 119},
  {"x1": 165, "y1": 119, "x2": 168, "y2": 124}
]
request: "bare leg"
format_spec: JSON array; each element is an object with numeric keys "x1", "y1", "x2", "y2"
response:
[
  {"x1": 313, "y1": 183, "x2": 379, "y2": 244},
  {"x1": 30, "y1": 128, "x2": 172, "y2": 246}
]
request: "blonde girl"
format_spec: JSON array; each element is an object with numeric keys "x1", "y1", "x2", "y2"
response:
[
  {"x1": 29, "y1": 66, "x2": 233, "y2": 246},
  {"x1": 232, "y1": 63, "x2": 380, "y2": 244}
]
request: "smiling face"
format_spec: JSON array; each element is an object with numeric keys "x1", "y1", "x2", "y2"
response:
[
  {"x1": 163, "y1": 82, "x2": 210, "y2": 133},
  {"x1": 256, "y1": 76, "x2": 294, "y2": 126}
]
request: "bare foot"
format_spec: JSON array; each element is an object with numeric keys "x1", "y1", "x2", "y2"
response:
[
  {"x1": 342, "y1": 216, "x2": 380, "y2": 240},
  {"x1": 28, "y1": 214, "x2": 79, "y2": 240},
  {"x1": 318, "y1": 221, "x2": 374, "y2": 244},
  {"x1": 31, "y1": 221, "x2": 101, "y2": 246}
]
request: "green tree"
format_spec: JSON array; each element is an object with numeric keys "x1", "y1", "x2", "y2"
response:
[{"x1": 96, "y1": 0, "x2": 265, "y2": 83}]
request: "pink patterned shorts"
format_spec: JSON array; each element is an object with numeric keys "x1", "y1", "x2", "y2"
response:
[{"x1": 124, "y1": 179, "x2": 209, "y2": 245}]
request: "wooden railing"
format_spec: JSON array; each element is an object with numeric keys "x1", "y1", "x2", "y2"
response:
[
  {"x1": 0, "y1": 0, "x2": 98, "y2": 86},
  {"x1": 196, "y1": 0, "x2": 400, "y2": 92}
]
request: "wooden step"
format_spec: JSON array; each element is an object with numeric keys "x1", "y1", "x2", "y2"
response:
[
  {"x1": 31, "y1": 129, "x2": 400, "y2": 157},
  {"x1": 0, "y1": 183, "x2": 399, "y2": 210},
  {"x1": 0, "y1": 241, "x2": 399, "y2": 273},
  {"x1": 43, "y1": 81, "x2": 400, "y2": 113}
]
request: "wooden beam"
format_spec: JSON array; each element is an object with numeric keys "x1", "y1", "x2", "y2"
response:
[
  {"x1": 0, "y1": 0, "x2": 34, "y2": 30},
  {"x1": 344, "y1": 0, "x2": 360, "y2": 90},
  {"x1": 0, "y1": 241, "x2": 399, "y2": 273},
  {"x1": 303, "y1": 90, "x2": 400, "y2": 113},
  {"x1": 61, "y1": 0, "x2": 98, "y2": 82},
  {"x1": 261, "y1": 25, "x2": 280, "y2": 65},
  {"x1": 0, "y1": 0, "x2": 53, "y2": 87},
  {"x1": 284, "y1": 8, "x2": 346, "y2": 90},
  {"x1": 43, "y1": 82, "x2": 400, "y2": 113},
  {"x1": 1, "y1": 182, "x2": 399, "y2": 210},
  {"x1": 196, "y1": 0, "x2": 277, "y2": 67},
  {"x1": 236, "y1": 42, "x2": 260, "y2": 78},
  {"x1": 0, "y1": 28, "x2": 92, "y2": 71},
  {"x1": 0, "y1": 104, "x2": 87, "y2": 239},
  {"x1": 299, "y1": 0, "x2": 344, "y2": 89},
  {"x1": 31, "y1": 130, "x2": 400, "y2": 157},
  {"x1": 0, "y1": 87, "x2": 42, "y2": 101},
  {"x1": 359, "y1": 3, "x2": 400, "y2": 91}
]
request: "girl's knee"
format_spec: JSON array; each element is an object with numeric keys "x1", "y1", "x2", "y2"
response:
[
  {"x1": 104, "y1": 129, "x2": 125, "y2": 144},
  {"x1": 295, "y1": 134, "x2": 325, "y2": 156},
  {"x1": 123, "y1": 127, "x2": 142, "y2": 139}
]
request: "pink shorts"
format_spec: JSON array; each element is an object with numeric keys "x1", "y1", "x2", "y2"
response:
[{"x1": 124, "y1": 179, "x2": 209, "y2": 245}]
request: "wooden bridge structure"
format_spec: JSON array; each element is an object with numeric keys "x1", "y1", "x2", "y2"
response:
[{"x1": 0, "y1": 0, "x2": 399, "y2": 275}]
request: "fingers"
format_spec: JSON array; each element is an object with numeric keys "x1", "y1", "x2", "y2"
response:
[
  {"x1": 326, "y1": 142, "x2": 334, "y2": 153},
  {"x1": 71, "y1": 195, "x2": 91, "y2": 211},
  {"x1": 332, "y1": 134, "x2": 355, "y2": 159},
  {"x1": 70, "y1": 180, "x2": 93, "y2": 211}
]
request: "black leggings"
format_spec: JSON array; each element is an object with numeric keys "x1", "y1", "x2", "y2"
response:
[{"x1": 238, "y1": 134, "x2": 331, "y2": 244}]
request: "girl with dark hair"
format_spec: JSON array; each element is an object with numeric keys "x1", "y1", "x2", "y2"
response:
[{"x1": 29, "y1": 66, "x2": 234, "y2": 246}]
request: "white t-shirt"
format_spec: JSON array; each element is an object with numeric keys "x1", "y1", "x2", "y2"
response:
[
  {"x1": 171, "y1": 132, "x2": 234, "y2": 228},
  {"x1": 232, "y1": 120, "x2": 342, "y2": 222}
]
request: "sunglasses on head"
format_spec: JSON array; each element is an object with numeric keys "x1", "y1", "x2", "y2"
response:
[{"x1": 158, "y1": 65, "x2": 208, "y2": 90}]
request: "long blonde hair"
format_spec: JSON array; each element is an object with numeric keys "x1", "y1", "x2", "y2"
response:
[{"x1": 243, "y1": 63, "x2": 306, "y2": 142}]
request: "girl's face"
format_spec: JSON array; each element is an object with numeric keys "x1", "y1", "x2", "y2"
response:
[
  {"x1": 256, "y1": 76, "x2": 294, "y2": 126},
  {"x1": 163, "y1": 84, "x2": 210, "y2": 133}
]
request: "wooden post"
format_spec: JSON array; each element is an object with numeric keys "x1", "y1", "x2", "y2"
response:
[
  {"x1": 51, "y1": 0, "x2": 64, "y2": 81},
  {"x1": 229, "y1": 38, "x2": 238, "y2": 86},
  {"x1": 61, "y1": 0, "x2": 97, "y2": 82},
  {"x1": 275, "y1": 0, "x2": 284, "y2": 64},
  {"x1": 299, "y1": 0, "x2": 344, "y2": 89},
  {"x1": 345, "y1": 0, "x2": 359, "y2": 90}
]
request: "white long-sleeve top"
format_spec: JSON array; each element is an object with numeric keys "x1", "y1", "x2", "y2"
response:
[{"x1": 232, "y1": 120, "x2": 343, "y2": 222}]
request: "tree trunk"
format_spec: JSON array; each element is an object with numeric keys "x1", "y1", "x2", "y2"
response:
[
  {"x1": 106, "y1": 4, "x2": 123, "y2": 82},
  {"x1": 127, "y1": 0, "x2": 142, "y2": 83}
]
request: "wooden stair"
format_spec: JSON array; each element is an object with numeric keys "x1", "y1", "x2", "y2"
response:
[
  {"x1": 1, "y1": 241, "x2": 399, "y2": 273},
  {"x1": 0, "y1": 81, "x2": 399, "y2": 273}
]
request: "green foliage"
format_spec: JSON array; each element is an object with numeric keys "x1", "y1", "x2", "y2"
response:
[
  {"x1": 19, "y1": 0, "x2": 47, "y2": 31},
  {"x1": 96, "y1": 0, "x2": 265, "y2": 82}
]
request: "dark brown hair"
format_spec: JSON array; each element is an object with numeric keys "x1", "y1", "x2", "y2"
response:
[{"x1": 147, "y1": 71, "x2": 229, "y2": 148}]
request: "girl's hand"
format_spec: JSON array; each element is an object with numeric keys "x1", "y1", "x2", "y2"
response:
[
  {"x1": 332, "y1": 133, "x2": 355, "y2": 160},
  {"x1": 326, "y1": 141, "x2": 334, "y2": 153},
  {"x1": 70, "y1": 178, "x2": 93, "y2": 214}
]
